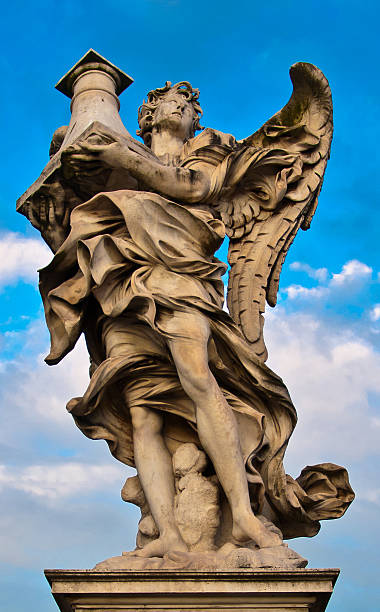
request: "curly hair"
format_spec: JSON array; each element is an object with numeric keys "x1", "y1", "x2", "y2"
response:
[{"x1": 137, "y1": 81, "x2": 203, "y2": 147}]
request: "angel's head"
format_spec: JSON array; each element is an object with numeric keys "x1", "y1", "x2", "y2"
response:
[{"x1": 137, "y1": 81, "x2": 203, "y2": 146}]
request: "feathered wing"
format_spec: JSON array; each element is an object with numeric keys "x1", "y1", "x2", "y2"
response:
[{"x1": 218, "y1": 62, "x2": 333, "y2": 360}]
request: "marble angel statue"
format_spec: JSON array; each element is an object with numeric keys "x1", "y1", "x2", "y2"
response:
[{"x1": 21, "y1": 59, "x2": 354, "y2": 565}]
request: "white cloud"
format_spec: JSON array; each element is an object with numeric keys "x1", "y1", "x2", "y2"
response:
[
  {"x1": 284, "y1": 284, "x2": 327, "y2": 300},
  {"x1": 0, "y1": 320, "x2": 90, "y2": 428},
  {"x1": 0, "y1": 462, "x2": 128, "y2": 500},
  {"x1": 265, "y1": 306, "x2": 380, "y2": 473},
  {"x1": 331, "y1": 259, "x2": 372, "y2": 286},
  {"x1": 284, "y1": 258, "x2": 374, "y2": 303},
  {"x1": 370, "y1": 304, "x2": 380, "y2": 321},
  {"x1": 289, "y1": 261, "x2": 328, "y2": 282},
  {"x1": 331, "y1": 339, "x2": 372, "y2": 365},
  {"x1": 0, "y1": 232, "x2": 51, "y2": 287}
]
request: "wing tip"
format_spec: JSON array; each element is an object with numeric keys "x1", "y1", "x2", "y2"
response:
[{"x1": 289, "y1": 62, "x2": 331, "y2": 96}]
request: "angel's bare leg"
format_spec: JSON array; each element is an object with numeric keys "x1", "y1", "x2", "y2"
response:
[
  {"x1": 166, "y1": 312, "x2": 281, "y2": 549},
  {"x1": 103, "y1": 318, "x2": 186, "y2": 557},
  {"x1": 128, "y1": 404, "x2": 187, "y2": 557}
]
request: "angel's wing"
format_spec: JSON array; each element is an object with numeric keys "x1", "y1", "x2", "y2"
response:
[{"x1": 220, "y1": 62, "x2": 333, "y2": 360}]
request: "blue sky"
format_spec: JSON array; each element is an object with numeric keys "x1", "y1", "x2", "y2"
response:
[{"x1": 1, "y1": 1, "x2": 379, "y2": 610}]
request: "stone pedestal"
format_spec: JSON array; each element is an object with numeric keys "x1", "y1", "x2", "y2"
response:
[{"x1": 45, "y1": 568, "x2": 339, "y2": 612}]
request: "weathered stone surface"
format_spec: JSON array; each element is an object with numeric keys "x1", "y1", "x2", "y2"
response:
[
  {"x1": 45, "y1": 568, "x2": 339, "y2": 612},
  {"x1": 94, "y1": 543, "x2": 307, "y2": 571},
  {"x1": 19, "y1": 51, "x2": 354, "y2": 567},
  {"x1": 173, "y1": 443, "x2": 220, "y2": 552}
]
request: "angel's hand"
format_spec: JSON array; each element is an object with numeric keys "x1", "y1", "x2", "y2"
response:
[
  {"x1": 63, "y1": 137, "x2": 129, "y2": 175},
  {"x1": 26, "y1": 182, "x2": 71, "y2": 252}
]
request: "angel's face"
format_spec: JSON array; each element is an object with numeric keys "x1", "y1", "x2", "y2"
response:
[{"x1": 153, "y1": 93, "x2": 195, "y2": 140}]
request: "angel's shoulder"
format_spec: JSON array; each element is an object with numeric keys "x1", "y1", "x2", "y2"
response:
[{"x1": 181, "y1": 128, "x2": 237, "y2": 169}]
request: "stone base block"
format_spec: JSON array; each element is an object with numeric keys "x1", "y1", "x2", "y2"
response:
[{"x1": 45, "y1": 568, "x2": 339, "y2": 612}]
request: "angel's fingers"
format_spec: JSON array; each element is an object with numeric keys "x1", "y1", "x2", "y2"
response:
[
  {"x1": 48, "y1": 202, "x2": 56, "y2": 226},
  {"x1": 77, "y1": 142, "x2": 108, "y2": 154},
  {"x1": 53, "y1": 192, "x2": 65, "y2": 221},
  {"x1": 65, "y1": 153, "x2": 99, "y2": 163},
  {"x1": 39, "y1": 200, "x2": 47, "y2": 225},
  {"x1": 27, "y1": 206, "x2": 41, "y2": 229},
  {"x1": 73, "y1": 161, "x2": 106, "y2": 171},
  {"x1": 78, "y1": 167, "x2": 106, "y2": 177},
  {"x1": 63, "y1": 144, "x2": 83, "y2": 156},
  {"x1": 55, "y1": 201, "x2": 65, "y2": 223}
]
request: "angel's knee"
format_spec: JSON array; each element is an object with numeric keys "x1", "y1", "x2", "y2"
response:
[
  {"x1": 130, "y1": 405, "x2": 163, "y2": 436},
  {"x1": 170, "y1": 342, "x2": 213, "y2": 400}
]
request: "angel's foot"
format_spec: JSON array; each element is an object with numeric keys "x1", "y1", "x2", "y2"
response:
[
  {"x1": 130, "y1": 532, "x2": 188, "y2": 558},
  {"x1": 232, "y1": 512, "x2": 282, "y2": 548}
]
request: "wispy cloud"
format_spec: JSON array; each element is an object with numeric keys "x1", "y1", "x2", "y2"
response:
[
  {"x1": 264, "y1": 259, "x2": 380, "y2": 477},
  {"x1": 331, "y1": 259, "x2": 372, "y2": 286},
  {"x1": 370, "y1": 304, "x2": 380, "y2": 321},
  {"x1": 0, "y1": 462, "x2": 127, "y2": 500},
  {"x1": 266, "y1": 306, "x2": 380, "y2": 469},
  {"x1": 284, "y1": 258, "x2": 375, "y2": 304},
  {"x1": 284, "y1": 284, "x2": 327, "y2": 300},
  {"x1": 289, "y1": 261, "x2": 328, "y2": 282}
]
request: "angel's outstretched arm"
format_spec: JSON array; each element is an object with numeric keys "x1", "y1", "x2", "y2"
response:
[{"x1": 64, "y1": 139, "x2": 211, "y2": 204}]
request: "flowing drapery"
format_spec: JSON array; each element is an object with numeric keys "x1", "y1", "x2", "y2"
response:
[{"x1": 39, "y1": 129, "x2": 353, "y2": 538}]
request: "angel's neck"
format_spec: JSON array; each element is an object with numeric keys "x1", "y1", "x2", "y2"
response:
[{"x1": 150, "y1": 128, "x2": 185, "y2": 164}]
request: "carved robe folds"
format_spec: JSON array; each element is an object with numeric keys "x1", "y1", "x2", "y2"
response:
[{"x1": 39, "y1": 129, "x2": 353, "y2": 540}]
